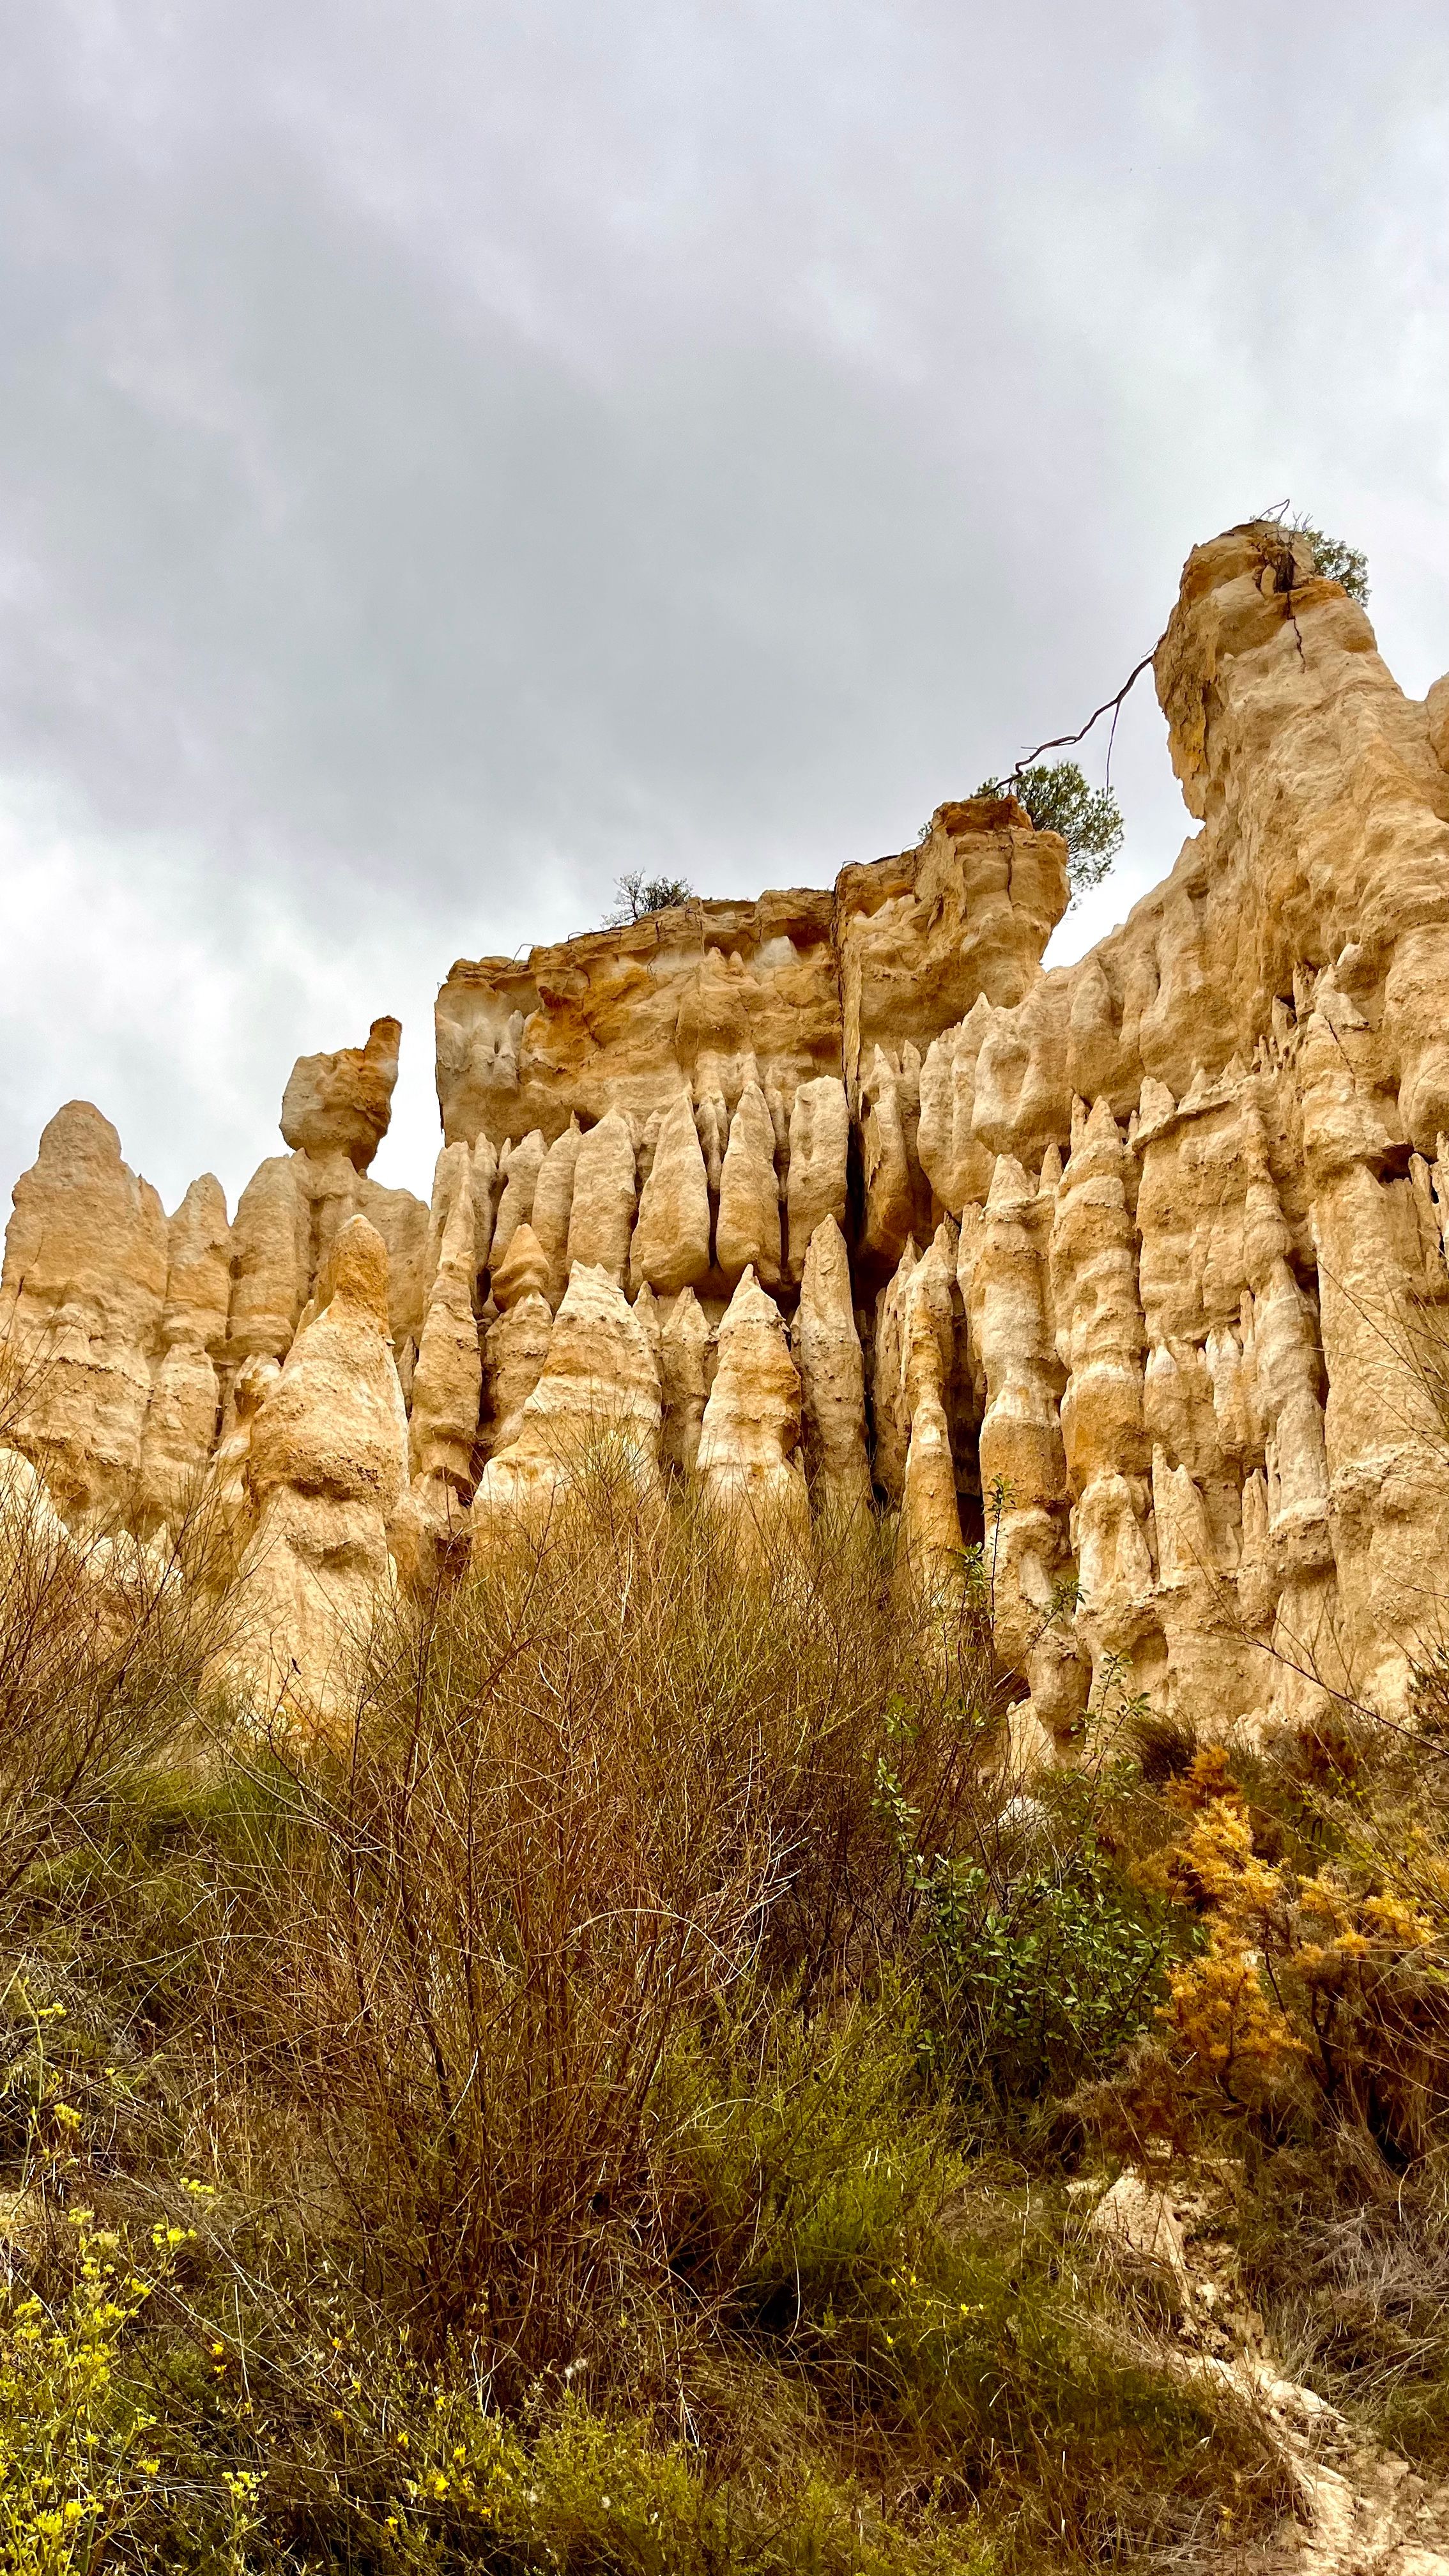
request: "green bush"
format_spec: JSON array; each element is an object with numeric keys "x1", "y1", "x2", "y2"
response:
[
  {"x1": 0, "y1": 1482, "x2": 1291, "y2": 2571},
  {"x1": 1292, "y1": 519, "x2": 1370, "y2": 606},
  {"x1": 911, "y1": 1779, "x2": 1170, "y2": 2126},
  {"x1": 975, "y1": 761, "x2": 1123, "y2": 901}
]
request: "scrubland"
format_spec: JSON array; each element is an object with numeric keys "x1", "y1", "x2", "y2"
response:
[{"x1": 1, "y1": 1460, "x2": 1446, "y2": 2573}]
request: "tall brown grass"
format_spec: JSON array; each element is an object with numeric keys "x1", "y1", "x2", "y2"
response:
[
  {"x1": 0, "y1": 1450, "x2": 1295, "y2": 2569},
  {"x1": 257, "y1": 1463, "x2": 1005, "y2": 2384}
]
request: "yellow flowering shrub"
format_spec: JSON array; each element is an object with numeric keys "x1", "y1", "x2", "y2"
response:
[
  {"x1": 0, "y1": 2212, "x2": 185, "y2": 2575},
  {"x1": 1140, "y1": 1746, "x2": 1437, "y2": 2124}
]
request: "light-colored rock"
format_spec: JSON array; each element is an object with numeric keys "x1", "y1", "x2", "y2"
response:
[
  {"x1": 489, "y1": 1222, "x2": 553, "y2": 1313},
  {"x1": 565, "y1": 1110, "x2": 638, "y2": 1287},
  {"x1": 26, "y1": 520, "x2": 1449, "y2": 1744},
  {"x1": 1088, "y1": 2173, "x2": 1191, "y2": 2290},
  {"x1": 210, "y1": 1355, "x2": 279, "y2": 1537},
  {"x1": 480, "y1": 1290, "x2": 554, "y2": 1457},
  {"x1": 715, "y1": 1078, "x2": 783, "y2": 1288},
  {"x1": 695, "y1": 1268, "x2": 809, "y2": 1561},
  {"x1": 0, "y1": 1102, "x2": 168, "y2": 1519},
  {"x1": 280, "y1": 1016, "x2": 401, "y2": 1170},
  {"x1": 898, "y1": 1226, "x2": 965, "y2": 1590},
  {"x1": 629, "y1": 1092, "x2": 712, "y2": 1296},
  {"x1": 870, "y1": 1239, "x2": 918, "y2": 1505},
  {"x1": 135, "y1": 1174, "x2": 233, "y2": 1535},
  {"x1": 792, "y1": 1216, "x2": 872, "y2": 1519},
  {"x1": 970, "y1": 1154, "x2": 1085, "y2": 1744},
  {"x1": 226, "y1": 1155, "x2": 309, "y2": 1366},
  {"x1": 786, "y1": 1077, "x2": 850, "y2": 1281},
  {"x1": 490, "y1": 1129, "x2": 547, "y2": 1271},
  {"x1": 659, "y1": 1287, "x2": 712, "y2": 1475},
  {"x1": 407, "y1": 1174, "x2": 482, "y2": 1489},
  {"x1": 233, "y1": 1217, "x2": 408, "y2": 1717},
  {"x1": 472, "y1": 1264, "x2": 661, "y2": 1547},
  {"x1": 530, "y1": 1117, "x2": 583, "y2": 1308},
  {"x1": 859, "y1": 1046, "x2": 919, "y2": 1268}
]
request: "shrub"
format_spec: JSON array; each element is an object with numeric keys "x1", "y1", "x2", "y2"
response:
[
  {"x1": 911, "y1": 1781, "x2": 1170, "y2": 2128},
  {"x1": 0, "y1": 1474, "x2": 1294, "y2": 2568},
  {"x1": 261, "y1": 1478, "x2": 1002, "y2": 2382},
  {"x1": 1292, "y1": 519, "x2": 1370, "y2": 606},
  {"x1": 0, "y1": 2210, "x2": 188, "y2": 2575},
  {"x1": 604, "y1": 870, "x2": 696, "y2": 926},
  {"x1": 974, "y1": 761, "x2": 1123, "y2": 901}
]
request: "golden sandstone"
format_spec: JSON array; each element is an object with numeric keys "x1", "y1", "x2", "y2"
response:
[{"x1": 6, "y1": 523, "x2": 1449, "y2": 1736}]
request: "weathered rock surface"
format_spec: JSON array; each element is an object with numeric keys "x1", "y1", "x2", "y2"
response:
[
  {"x1": 792, "y1": 1216, "x2": 871, "y2": 1518},
  {"x1": 233, "y1": 1216, "x2": 408, "y2": 1716},
  {"x1": 472, "y1": 1265, "x2": 661, "y2": 1546},
  {"x1": 13, "y1": 525, "x2": 1449, "y2": 1745},
  {"x1": 696, "y1": 1268, "x2": 809, "y2": 1561},
  {"x1": 630, "y1": 1092, "x2": 712, "y2": 1296},
  {"x1": 280, "y1": 1016, "x2": 401, "y2": 1170},
  {"x1": 0, "y1": 1103, "x2": 168, "y2": 1517}
]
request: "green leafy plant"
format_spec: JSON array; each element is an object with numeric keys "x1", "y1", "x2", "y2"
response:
[
  {"x1": 975, "y1": 760, "x2": 1124, "y2": 901},
  {"x1": 0, "y1": 2211, "x2": 185, "y2": 2575},
  {"x1": 1289, "y1": 518, "x2": 1370, "y2": 606},
  {"x1": 911, "y1": 1780, "x2": 1169, "y2": 2123}
]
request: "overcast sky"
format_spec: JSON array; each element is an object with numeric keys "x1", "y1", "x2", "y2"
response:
[{"x1": 2, "y1": 2, "x2": 1447, "y2": 1216}]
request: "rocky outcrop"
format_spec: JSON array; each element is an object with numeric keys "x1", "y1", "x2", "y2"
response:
[
  {"x1": 12, "y1": 524, "x2": 1449, "y2": 1747},
  {"x1": 792, "y1": 1216, "x2": 871, "y2": 1519},
  {"x1": 231, "y1": 1216, "x2": 408, "y2": 1716},
  {"x1": 0, "y1": 1103, "x2": 168, "y2": 1517},
  {"x1": 136, "y1": 1174, "x2": 231, "y2": 1535},
  {"x1": 696, "y1": 1268, "x2": 809, "y2": 1563},
  {"x1": 471, "y1": 1264, "x2": 661, "y2": 1545},
  {"x1": 630, "y1": 1092, "x2": 712, "y2": 1296}
]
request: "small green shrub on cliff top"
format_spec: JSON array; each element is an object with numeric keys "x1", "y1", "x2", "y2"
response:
[
  {"x1": 973, "y1": 759, "x2": 1124, "y2": 901},
  {"x1": 1289, "y1": 517, "x2": 1370, "y2": 605}
]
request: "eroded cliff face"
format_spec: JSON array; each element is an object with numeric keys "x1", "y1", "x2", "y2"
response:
[{"x1": 8, "y1": 522, "x2": 1449, "y2": 1736}]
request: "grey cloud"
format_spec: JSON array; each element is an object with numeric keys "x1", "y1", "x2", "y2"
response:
[{"x1": 0, "y1": 0, "x2": 1446, "y2": 1211}]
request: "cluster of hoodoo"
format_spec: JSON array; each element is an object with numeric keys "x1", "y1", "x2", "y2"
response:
[{"x1": 6, "y1": 523, "x2": 1449, "y2": 1742}]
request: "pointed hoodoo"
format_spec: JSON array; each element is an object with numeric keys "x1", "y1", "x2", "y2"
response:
[
  {"x1": 531, "y1": 1119, "x2": 583, "y2": 1308},
  {"x1": 231, "y1": 1215, "x2": 409, "y2": 1719},
  {"x1": 695, "y1": 1268, "x2": 809, "y2": 1563},
  {"x1": 490, "y1": 1130, "x2": 548, "y2": 1270},
  {"x1": 898, "y1": 1225, "x2": 965, "y2": 1591},
  {"x1": 481, "y1": 1289, "x2": 554, "y2": 1460},
  {"x1": 786, "y1": 1078, "x2": 850, "y2": 1282},
  {"x1": 566, "y1": 1111, "x2": 638, "y2": 1287},
  {"x1": 715, "y1": 1079, "x2": 783, "y2": 1287},
  {"x1": 489, "y1": 1222, "x2": 552, "y2": 1312},
  {"x1": 406, "y1": 1170, "x2": 484, "y2": 1492},
  {"x1": 659, "y1": 1288, "x2": 712, "y2": 1475},
  {"x1": 0, "y1": 1101, "x2": 169, "y2": 1519},
  {"x1": 1050, "y1": 1097, "x2": 1156, "y2": 1702},
  {"x1": 792, "y1": 1216, "x2": 871, "y2": 1521},
  {"x1": 968, "y1": 1151, "x2": 1082, "y2": 1744},
  {"x1": 870, "y1": 1238, "x2": 919, "y2": 1506},
  {"x1": 472, "y1": 1264, "x2": 661, "y2": 1550},
  {"x1": 630, "y1": 1091, "x2": 712, "y2": 1296},
  {"x1": 137, "y1": 1172, "x2": 233, "y2": 1535}
]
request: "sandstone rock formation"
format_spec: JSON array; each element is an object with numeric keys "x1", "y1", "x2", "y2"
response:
[
  {"x1": 471, "y1": 1264, "x2": 660, "y2": 1545},
  {"x1": 792, "y1": 1216, "x2": 871, "y2": 1519},
  {"x1": 10, "y1": 522, "x2": 1449, "y2": 1745},
  {"x1": 0, "y1": 1102, "x2": 168, "y2": 1518},
  {"x1": 232, "y1": 1215, "x2": 408, "y2": 1716},
  {"x1": 696, "y1": 1268, "x2": 810, "y2": 1563}
]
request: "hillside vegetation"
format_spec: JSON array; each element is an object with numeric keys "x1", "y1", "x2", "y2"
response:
[{"x1": 1, "y1": 1461, "x2": 1446, "y2": 2572}]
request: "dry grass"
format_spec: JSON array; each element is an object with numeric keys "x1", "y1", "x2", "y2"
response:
[{"x1": 0, "y1": 1464, "x2": 1295, "y2": 2570}]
